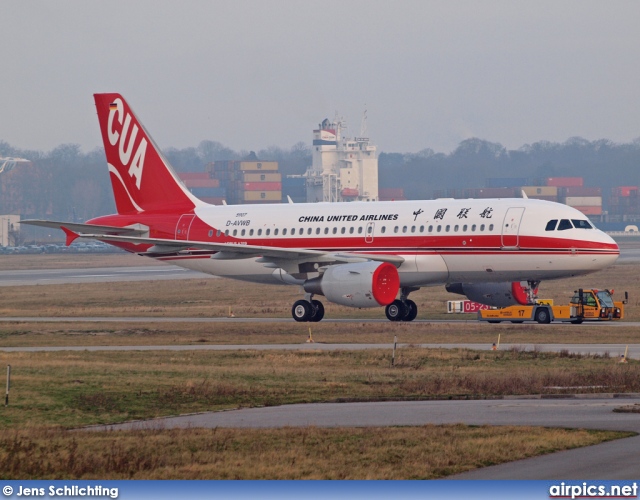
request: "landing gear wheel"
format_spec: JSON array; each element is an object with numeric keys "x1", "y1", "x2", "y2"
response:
[
  {"x1": 535, "y1": 307, "x2": 551, "y2": 324},
  {"x1": 385, "y1": 300, "x2": 407, "y2": 322},
  {"x1": 570, "y1": 318, "x2": 583, "y2": 324},
  {"x1": 402, "y1": 300, "x2": 418, "y2": 322},
  {"x1": 310, "y1": 300, "x2": 324, "y2": 322},
  {"x1": 292, "y1": 300, "x2": 312, "y2": 322}
]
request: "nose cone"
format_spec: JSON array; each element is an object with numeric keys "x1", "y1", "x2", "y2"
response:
[{"x1": 596, "y1": 230, "x2": 620, "y2": 268}]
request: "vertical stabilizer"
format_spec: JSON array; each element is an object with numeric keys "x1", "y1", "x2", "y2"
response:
[{"x1": 94, "y1": 93, "x2": 200, "y2": 214}]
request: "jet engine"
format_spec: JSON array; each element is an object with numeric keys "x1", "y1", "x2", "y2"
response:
[
  {"x1": 446, "y1": 281, "x2": 534, "y2": 307},
  {"x1": 303, "y1": 261, "x2": 400, "y2": 308}
]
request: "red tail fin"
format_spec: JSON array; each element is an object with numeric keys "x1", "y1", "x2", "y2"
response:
[{"x1": 94, "y1": 93, "x2": 199, "y2": 214}]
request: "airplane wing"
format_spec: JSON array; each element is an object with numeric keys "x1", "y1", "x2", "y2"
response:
[{"x1": 21, "y1": 221, "x2": 404, "y2": 267}]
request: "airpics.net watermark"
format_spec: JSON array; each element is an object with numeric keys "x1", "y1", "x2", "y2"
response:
[
  {"x1": 549, "y1": 482, "x2": 638, "y2": 499},
  {"x1": 3, "y1": 485, "x2": 118, "y2": 499}
]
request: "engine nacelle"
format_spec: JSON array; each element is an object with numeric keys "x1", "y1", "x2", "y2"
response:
[
  {"x1": 304, "y1": 261, "x2": 400, "y2": 308},
  {"x1": 446, "y1": 281, "x2": 532, "y2": 307}
]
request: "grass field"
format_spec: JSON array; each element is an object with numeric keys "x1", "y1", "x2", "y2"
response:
[{"x1": 0, "y1": 252, "x2": 639, "y2": 479}]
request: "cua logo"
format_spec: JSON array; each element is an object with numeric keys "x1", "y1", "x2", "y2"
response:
[{"x1": 107, "y1": 98, "x2": 148, "y2": 189}]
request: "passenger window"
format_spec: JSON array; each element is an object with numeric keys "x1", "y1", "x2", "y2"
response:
[
  {"x1": 266, "y1": 229, "x2": 270, "y2": 236},
  {"x1": 349, "y1": 227, "x2": 354, "y2": 234},
  {"x1": 557, "y1": 219, "x2": 573, "y2": 231},
  {"x1": 480, "y1": 224, "x2": 485, "y2": 231},
  {"x1": 241, "y1": 229, "x2": 246, "y2": 236},
  {"x1": 249, "y1": 229, "x2": 254, "y2": 236},
  {"x1": 316, "y1": 228, "x2": 321, "y2": 235},
  {"x1": 381, "y1": 226, "x2": 386, "y2": 234},
  {"x1": 402, "y1": 226, "x2": 408, "y2": 233},
  {"x1": 462, "y1": 224, "x2": 467, "y2": 231},
  {"x1": 411, "y1": 226, "x2": 416, "y2": 233},
  {"x1": 208, "y1": 229, "x2": 213, "y2": 238},
  {"x1": 358, "y1": 227, "x2": 363, "y2": 234},
  {"x1": 437, "y1": 225, "x2": 442, "y2": 232},
  {"x1": 217, "y1": 230, "x2": 221, "y2": 237},
  {"x1": 299, "y1": 228, "x2": 304, "y2": 235},
  {"x1": 257, "y1": 229, "x2": 262, "y2": 236},
  {"x1": 471, "y1": 224, "x2": 476, "y2": 231},
  {"x1": 419, "y1": 225, "x2": 424, "y2": 232},
  {"x1": 333, "y1": 227, "x2": 337, "y2": 234},
  {"x1": 233, "y1": 229, "x2": 237, "y2": 236},
  {"x1": 394, "y1": 226, "x2": 399, "y2": 233},
  {"x1": 489, "y1": 224, "x2": 494, "y2": 231},
  {"x1": 428, "y1": 225, "x2": 433, "y2": 232},
  {"x1": 307, "y1": 228, "x2": 312, "y2": 235},
  {"x1": 282, "y1": 228, "x2": 287, "y2": 236},
  {"x1": 545, "y1": 220, "x2": 558, "y2": 231},
  {"x1": 572, "y1": 219, "x2": 593, "y2": 229},
  {"x1": 274, "y1": 229, "x2": 278, "y2": 236},
  {"x1": 225, "y1": 229, "x2": 229, "y2": 236},
  {"x1": 454, "y1": 225, "x2": 459, "y2": 232},
  {"x1": 324, "y1": 227, "x2": 329, "y2": 234},
  {"x1": 445, "y1": 225, "x2": 450, "y2": 232}
]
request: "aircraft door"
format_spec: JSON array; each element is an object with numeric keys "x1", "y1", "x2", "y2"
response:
[
  {"x1": 501, "y1": 207, "x2": 525, "y2": 248},
  {"x1": 175, "y1": 214, "x2": 195, "y2": 241},
  {"x1": 365, "y1": 222, "x2": 375, "y2": 243}
]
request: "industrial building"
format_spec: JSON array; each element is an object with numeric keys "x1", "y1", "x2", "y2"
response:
[{"x1": 304, "y1": 116, "x2": 378, "y2": 203}]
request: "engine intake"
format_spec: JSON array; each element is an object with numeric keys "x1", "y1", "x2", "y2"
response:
[{"x1": 304, "y1": 261, "x2": 400, "y2": 308}]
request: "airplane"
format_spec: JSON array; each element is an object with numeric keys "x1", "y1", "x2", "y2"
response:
[{"x1": 23, "y1": 93, "x2": 620, "y2": 322}]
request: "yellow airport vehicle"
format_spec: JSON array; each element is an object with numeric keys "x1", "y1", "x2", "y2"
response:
[{"x1": 478, "y1": 288, "x2": 627, "y2": 324}]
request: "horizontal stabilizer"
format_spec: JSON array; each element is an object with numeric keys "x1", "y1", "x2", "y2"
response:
[{"x1": 20, "y1": 220, "x2": 148, "y2": 236}]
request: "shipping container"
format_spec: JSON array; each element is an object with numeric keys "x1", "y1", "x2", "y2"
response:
[
  {"x1": 240, "y1": 191, "x2": 282, "y2": 201},
  {"x1": 565, "y1": 196, "x2": 602, "y2": 207},
  {"x1": 485, "y1": 178, "x2": 527, "y2": 188},
  {"x1": 190, "y1": 187, "x2": 226, "y2": 198},
  {"x1": 178, "y1": 172, "x2": 210, "y2": 181},
  {"x1": 238, "y1": 161, "x2": 278, "y2": 171},
  {"x1": 613, "y1": 186, "x2": 639, "y2": 197},
  {"x1": 465, "y1": 187, "x2": 518, "y2": 198},
  {"x1": 522, "y1": 186, "x2": 558, "y2": 197},
  {"x1": 571, "y1": 206, "x2": 603, "y2": 216},
  {"x1": 560, "y1": 187, "x2": 602, "y2": 197},
  {"x1": 379, "y1": 187, "x2": 405, "y2": 199},
  {"x1": 241, "y1": 182, "x2": 282, "y2": 191},
  {"x1": 182, "y1": 178, "x2": 221, "y2": 188},
  {"x1": 240, "y1": 172, "x2": 282, "y2": 182},
  {"x1": 546, "y1": 177, "x2": 583, "y2": 187},
  {"x1": 199, "y1": 197, "x2": 226, "y2": 205}
]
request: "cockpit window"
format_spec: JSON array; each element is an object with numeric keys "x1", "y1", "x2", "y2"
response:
[
  {"x1": 572, "y1": 219, "x2": 593, "y2": 229},
  {"x1": 557, "y1": 219, "x2": 573, "y2": 231},
  {"x1": 545, "y1": 220, "x2": 558, "y2": 231}
]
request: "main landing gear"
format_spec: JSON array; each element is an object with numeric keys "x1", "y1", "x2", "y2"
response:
[
  {"x1": 385, "y1": 287, "x2": 419, "y2": 322},
  {"x1": 292, "y1": 294, "x2": 324, "y2": 322}
]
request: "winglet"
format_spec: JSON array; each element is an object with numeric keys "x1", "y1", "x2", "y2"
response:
[
  {"x1": 61, "y1": 226, "x2": 80, "y2": 246},
  {"x1": 287, "y1": 195, "x2": 294, "y2": 204},
  {"x1": 521, "y1": 190, "x2": 528, "y2": 199}
]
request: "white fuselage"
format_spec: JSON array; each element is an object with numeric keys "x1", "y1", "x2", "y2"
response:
[{"x1": 153, "y1": 198, "x2": 619, "y2": 287}]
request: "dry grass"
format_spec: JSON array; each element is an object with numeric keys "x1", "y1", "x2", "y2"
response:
[
  {"x1": 0, "y1": 425, "x2": 629, "y2": 479},
  {"x1": 1, "y1": 348, "x2": 639, "y2": 429},
  {"x1": 1, "y1": 252, "x2": 639, "y2": 322}
]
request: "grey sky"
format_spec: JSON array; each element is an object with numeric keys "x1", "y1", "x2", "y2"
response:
[{"x1": 2, "y1": 0, "x2": 640, "y2": 154}]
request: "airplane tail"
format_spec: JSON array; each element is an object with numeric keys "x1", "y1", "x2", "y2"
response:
[{"x1": 93, "y1": 93, "x2": 200, "y2": 214}]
